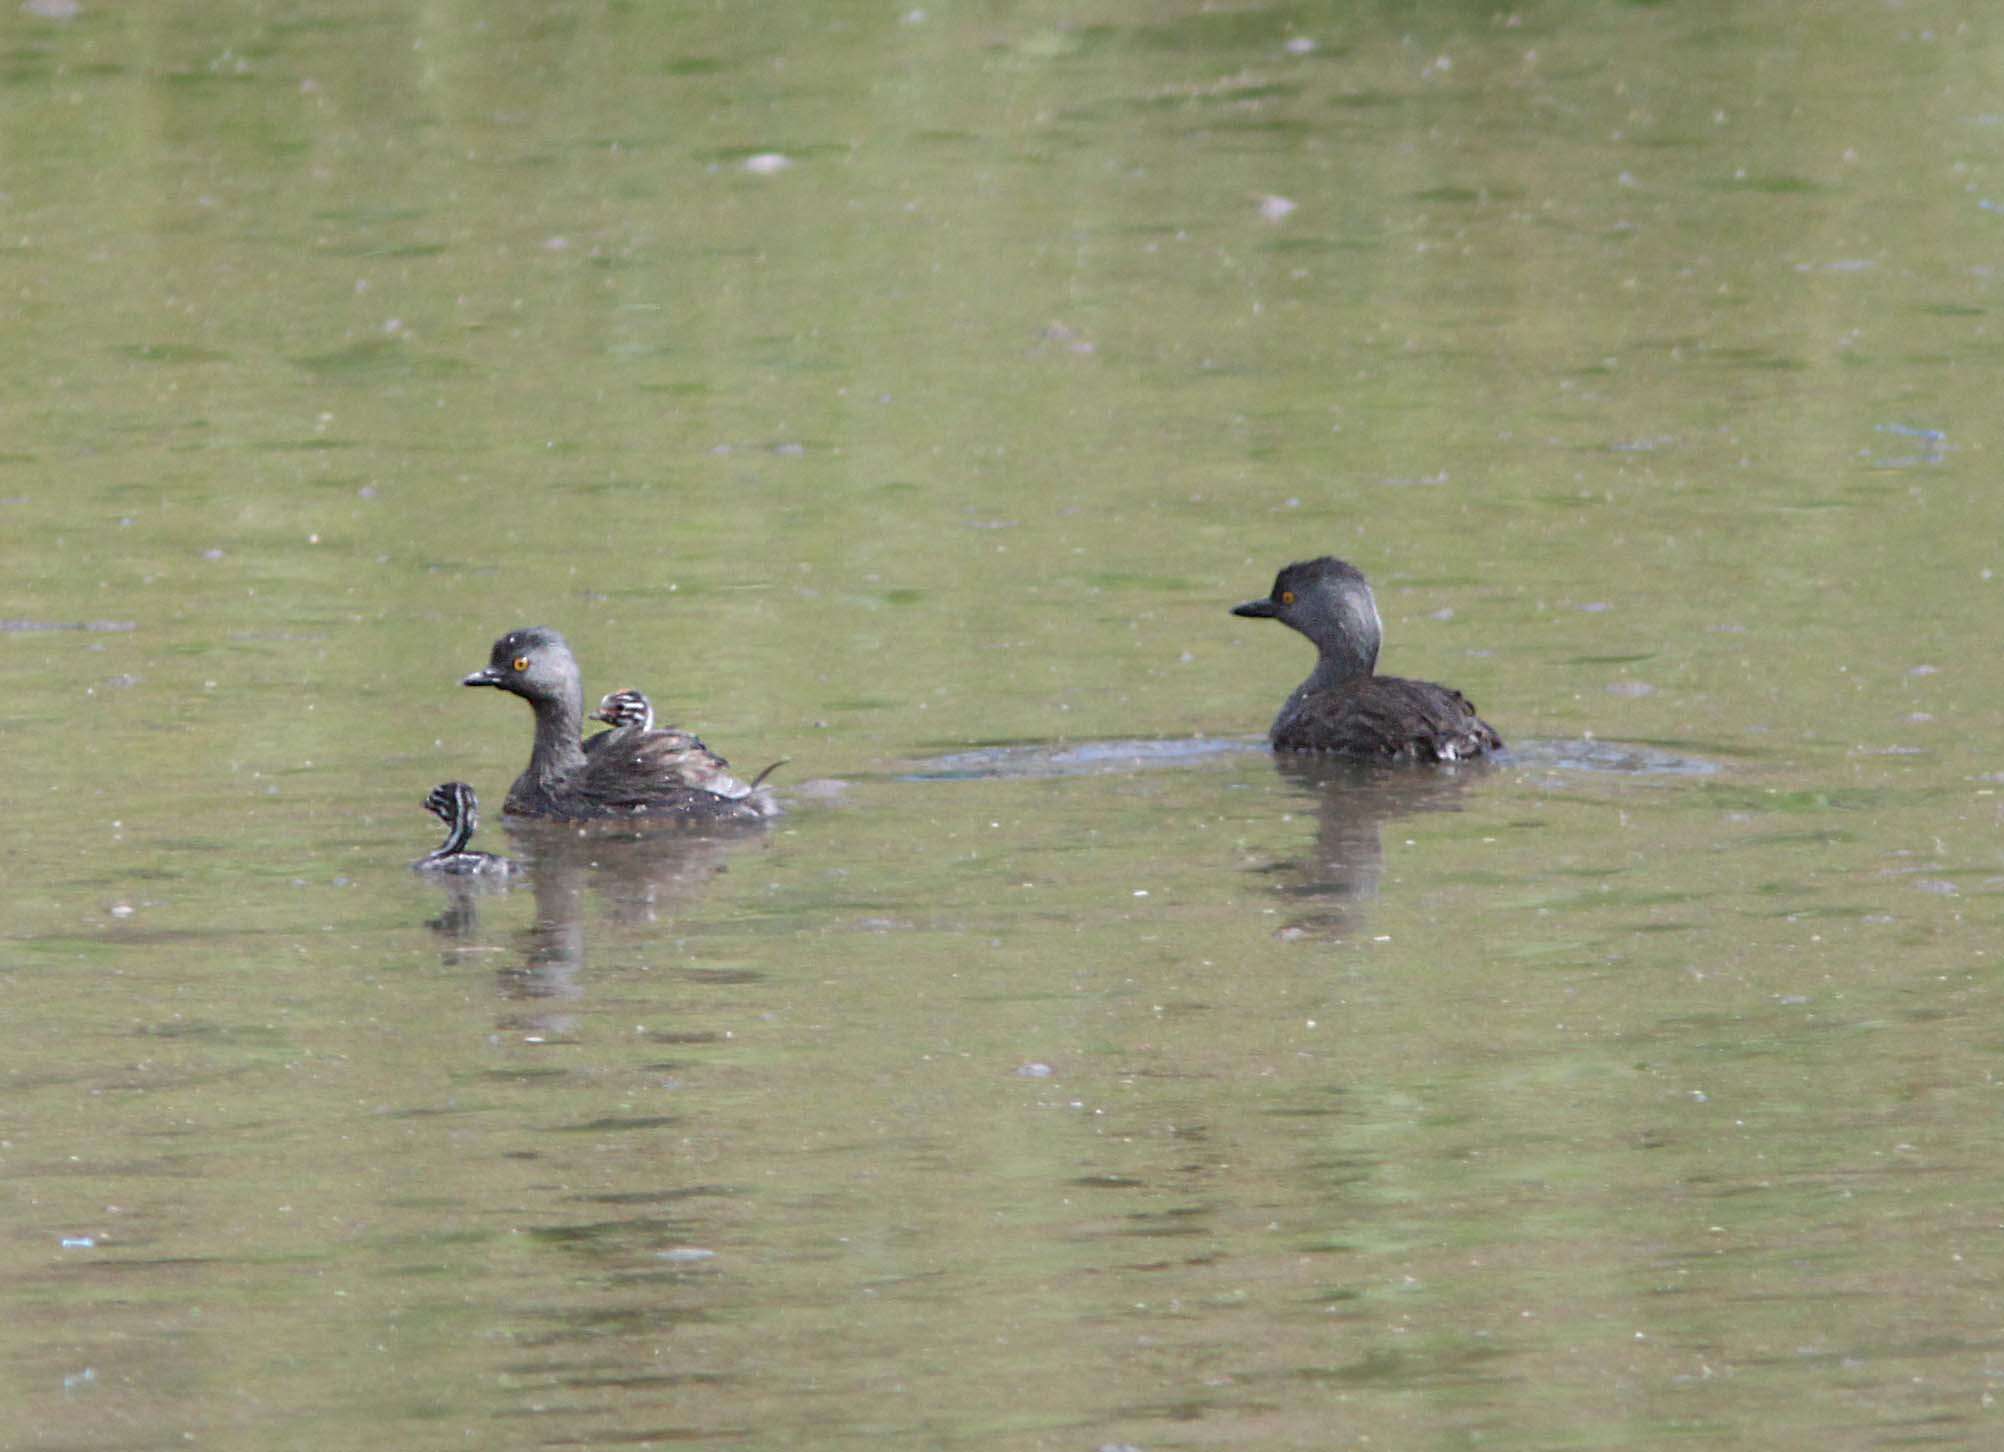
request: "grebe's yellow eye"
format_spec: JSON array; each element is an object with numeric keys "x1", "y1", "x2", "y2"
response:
[
  {"x1": 512, "y1": 655, "x2": 530, "y2": 672},
  {"x1": 1280, "y1": 590, "x2": 1295, "y2": 606}
]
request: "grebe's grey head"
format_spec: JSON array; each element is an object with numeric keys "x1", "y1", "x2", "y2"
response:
[
  {"x1": 1232, "y1": 556, "x2": 1383, "y2": 681},
  {"x1": 592, "y1": 688, "x2": 654, "y2": 732},
  {"x1": 461, "y1": 626, "x2": 582, "y2": 707}
]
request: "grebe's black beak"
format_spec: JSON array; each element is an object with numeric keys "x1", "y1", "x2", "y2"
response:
[
  {"x1": 1231, "y1": 598, "x2": 1281, "y2": 619},
  {"x1": 462, "y1": 667, "x2": 504, "y2": 688}
]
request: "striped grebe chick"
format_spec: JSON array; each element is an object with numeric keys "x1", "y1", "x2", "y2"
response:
[{"x1": 412, "y1": 781, "x2": 520, "y2": 876}]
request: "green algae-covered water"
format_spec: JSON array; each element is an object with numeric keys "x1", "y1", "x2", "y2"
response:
[{"x1": 7, "y1": 4, "x2": 2004, "y2": 1448}]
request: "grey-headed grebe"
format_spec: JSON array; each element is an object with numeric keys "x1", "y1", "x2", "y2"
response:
[
  {"x1": 462, "y1": 628, "x2": 780, "y2": 821},
  {"x1": 1233, "y1": 557, "x2": 1502, "y2": 762}
]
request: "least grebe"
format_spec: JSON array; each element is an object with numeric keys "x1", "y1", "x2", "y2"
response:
[
  {"x1": 412, "y1": 781, "x2": 520, "y2": 876},
  {"x1": 462, "y1": 629, "x2": 780, "y2": 822},
  {"x1": 590, "y1": 686, "x2": 782, "y2": 805},
  {"x1": 1232, "y1": 557, "x2": 1503, "y2": 762}
]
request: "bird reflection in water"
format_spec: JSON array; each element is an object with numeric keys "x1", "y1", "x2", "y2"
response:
[
  {"x1": 1254, "y1": 755, "x2": 1492, "y2": 941},
  {"x1": 417, "y1": 818, "x2": 760, "y2": 1033}
]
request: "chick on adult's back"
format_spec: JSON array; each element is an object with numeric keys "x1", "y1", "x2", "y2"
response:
[
  {"x1": 1232, "y1": 557, "x2": 1502, "y2": 762},
  {"x1": 462, "y1": 627, "x2": 779, "y2": 822},
  {"x1": 589, "y1": 687, "x2": 779, "y2": 805}
]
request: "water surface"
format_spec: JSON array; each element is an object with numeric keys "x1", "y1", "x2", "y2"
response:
[{"x1": 7, "y1": 3, "x2": 2004, "y2": 1449}]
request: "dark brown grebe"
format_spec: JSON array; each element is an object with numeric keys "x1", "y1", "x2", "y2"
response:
[
  {"x1": 462, "y1": 629, "x2": 780, "y2": 822},
  {"x1": 412, "y1": 781, "x2": 520, "y2": 876},
  {"x1": 1232, "y1": 557, "x2": 1503, "y2": 762}
]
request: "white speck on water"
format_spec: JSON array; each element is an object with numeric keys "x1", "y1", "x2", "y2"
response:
[
  {"x1": 60, "y1": 1236, "x2": 94, "y2": 1249},
  {"x1": 202, "y1": 548, "x2": 225, "y2": 561},
  {"x1": 108, "y1": 904, "x2": 133, "y2": 918},
  {"x1": 1257, "y1": 193, "x2": 1297, "y2": 223},
  {"x1": 1606, "y1": 680, "x2": 1656, "y2": 697},
  {"x1": 1908, "y1": 664, "x2": 1938, "y2": 676},
  {"x1": 1914, "y1": 879, "x2": 1959, "y2": 896},
  {"x1": 1015, "y1": 1062, "x2": 1054, "y2": 1078},
  {"x1": 743, "y1": 152, "x2": 792, "y2": 175},
  {"x1": 1132, "y1": 889, "x2": 1148, "y2": 897},
  {"x1": 1284, "y1": 36, "x2": 1317, "y2": 54},
  {"x1": 658, "y1": 1247, "x2": 716, "y2": 1262}
]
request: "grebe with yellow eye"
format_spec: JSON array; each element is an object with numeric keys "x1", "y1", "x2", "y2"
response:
[
  {"x1": 1232, "y1": 557, "x2": 1502, "y2": 762},
  {"x1": 463, "y1": 628, "x2": 781, "y2": 821}
]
